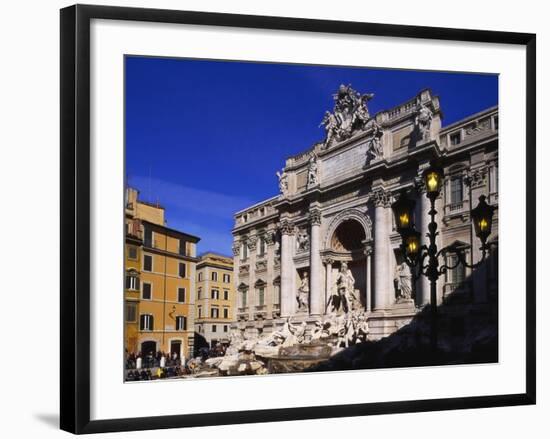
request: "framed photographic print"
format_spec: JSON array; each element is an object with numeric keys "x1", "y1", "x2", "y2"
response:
[{"x1": 60, "y1": 4, "x2": 536, "y2": 434}]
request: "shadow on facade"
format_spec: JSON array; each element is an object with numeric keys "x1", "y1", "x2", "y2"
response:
[{"x1": 308, "y1": 253, "x2": 498, "y2": 372}]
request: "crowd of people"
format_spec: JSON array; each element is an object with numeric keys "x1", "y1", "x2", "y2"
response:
[
  {"x1": 126, "y1": 365, "x2": 191, "y2": 381},
  {"x1": 125, "y1": 350, "x2": 182, "y2": 370},
  {"x1": 124, "y1": 344, "x2": 229, "y2": 381}
]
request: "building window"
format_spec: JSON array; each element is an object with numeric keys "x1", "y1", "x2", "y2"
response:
[
  {"x1": 143, "y1": 226, "x2": 152, "y2": 247},
  {"x1": 197, "y1": 287, "x2": 202, "y2": 300},
  {"x1": 143, "y1": 254, "x2": 152, "y2": 272},
  {"x1": 450, "y1": 177, "x2": 463, "y2": 205},
  {"x1": 223, "y1": 308, "x2": 229, "y2": 319},
  {"x1": 223, "y1": 325, "x2": 228, "y2": 333},
  {"x1": 450, "y1": 132, "x2": 461, "y2": 145},
  {"x1": 125, "y1": 302, "x2": 137, "y2": 322},
  {"x1": 211, "y1": 289, "x2": 219, "y2": 300},
  {"x1": 212, "y1": 324, "x2": 217, "y2": 333},
  {"x1": 448, "y1": 255, "x2": 466, "y2": 285},
  {"x1": 211, "y1": 307, "x2": 219, "y2": 318},
  {"x1": 176, "y1": 316, "x2": 187, "y2": 331},
  {"x1": 211, "y1": 271, "x2": 218, "y2": 281},
  {"x1": 258, "y1": 237, "x2": 266, "y2": 256},
  {"x1": 223, "y1": 273, "x2": 230, "y2": 283},
  {"x1": 139, "y1": 314, "x2": 153, "y2": 331},
  {"x1": 178, "y1": 238, "x2": 186, "y2": 256},
  {"x1": 242, "y1": 242, "x2": 248, "y2": 260},
  {"x1": 198, "y1": 272, "x2": 203, "y2": 282},
  {"x1": 177, "y1": 287, "x2": 186, "y2": 303},
  {"x1": 257, "y1": 287, "x2": 265, "y2": 306},
  {"x1": 127, "y1": 245, "x2": 138, "y2": 260},
  {"x1": 223, "y1": 290, "x2": 229, "y2": 300},
  {"x1": 198, "y1": 306, "x2": 202, "y2": 319},
  {"x1": 179, "y1": 262, "x2": 186, "y2": 278},
  {"x1": 142, "y1": 282, "x2": 152, "y2": 300},
  {"x1": 125, "y1": 271, "x2": 139, "y2": 291},
  {"x1": 241, "y1": 290, "x2": 248, "y2": 307}
]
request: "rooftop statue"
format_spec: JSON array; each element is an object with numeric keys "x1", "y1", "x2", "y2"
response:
[{"x1": 320, "y1": 84, "x2": 375, "y2": 149}]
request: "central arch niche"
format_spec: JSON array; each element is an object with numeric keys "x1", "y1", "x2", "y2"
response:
[
  {"x1": 323, "y1": 211, "x2": 373, "y2": 312},
  {"x1": 330, "y1": 219, "x2": 366, "y2": 252}
]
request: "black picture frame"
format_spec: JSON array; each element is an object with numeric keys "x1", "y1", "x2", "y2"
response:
[{"x1": 60, "y1": 4, "x2": 536, "y2": 434}]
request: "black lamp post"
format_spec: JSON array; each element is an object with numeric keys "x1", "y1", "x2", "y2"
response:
[{"x1": 391, "y1": 163, "x2": 496, "y2": 353}]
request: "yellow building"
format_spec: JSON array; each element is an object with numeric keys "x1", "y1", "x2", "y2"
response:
[
  {"x1": 124, "y1": 187, "x2": 200, "y2": 362},
  {"x1": 194, "y1": 252, "x2": 235, "y2": 350}
]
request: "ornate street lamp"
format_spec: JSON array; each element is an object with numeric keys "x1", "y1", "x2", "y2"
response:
[
  {"x1": 392, "y1": 164, "x2": 496, "y2": 353},
  {"x1": 471, "y1": 195, "x2": 497, "y2": 246},
  {"x1": 391, "y1": 191, "x2": 416, "y2": 234},
  {"x1": 423, "y1": 163, "x2": 444, "y2": 200},
  {"x1": 403, "y1": 230, "x2": 421, "y2": 262}
]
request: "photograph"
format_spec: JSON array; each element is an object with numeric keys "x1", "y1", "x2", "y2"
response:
[{"x1": 123, "y1": 56, "x2": 499, "y2": 381}]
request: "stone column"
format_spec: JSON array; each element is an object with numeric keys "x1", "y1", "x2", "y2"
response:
[
  {"x1": 280, "y1": 219, "x2": 295, "y2": 317},
  {"x1": 231, "y1": 241, "x2": 240, "y2": 321},
  {"x1": 373, "y1": 189, "x2": 391, "y2": 311},
  {"x1": 324, "y1": 257, "x2": 333, "y2": 314},
  {"x1": 247, "y1": 235, "x2": 257, "y2": 320},
  {"x1": 364, "y1": 245, "x2": 373, "y2": 312},
  {"x1": 265, "y1": 227, "x2": 276, "y2": 318},
  {"x1": 309, "y1": 208, "x2": 323, "y2": 316}
]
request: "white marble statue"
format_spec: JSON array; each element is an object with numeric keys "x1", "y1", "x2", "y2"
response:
[
  {"x1": 307, "y1": 154, "x2": 318, "y2": 187},
  {"x1": 320, "y1": 84, "x2": 375, "y2": 148},
  {"x1": 335, "y1": 262, "x2": 356, "y2": 313},
  {"x1": 415, "y1": 102, "x2": 433, "y2": 140},
  {"x1": 296, "y1": 229, "x2": 309, "y2": 252},
  {"x1": 297, "y1": 271, "x2": 309, "y2": 312},
  {"x1": 276, "y1": 168, "x2": 288, "y2": 194},
  {"x1": 365, "y1": 121, "x2": 384, "y2": 161},
  {"x1": 395, "y1": 262, "x2": 413, "y2": 301}
]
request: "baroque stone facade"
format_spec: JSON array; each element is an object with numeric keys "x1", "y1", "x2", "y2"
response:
[{"x1": 232, "y1": 86, "x2": 498, "y2": 340}]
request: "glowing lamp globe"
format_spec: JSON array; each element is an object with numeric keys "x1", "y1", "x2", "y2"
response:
[
  {"x1": 471, "y1": 195, "x2": 496, "y2": 244},
  {"x1": 391, "y1": 192, "x2": 416, "y2": 235}
]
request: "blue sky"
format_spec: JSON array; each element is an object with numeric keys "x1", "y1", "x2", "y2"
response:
[{"x1": 125, "y1": 56, "x2": 498, "y2": 256}]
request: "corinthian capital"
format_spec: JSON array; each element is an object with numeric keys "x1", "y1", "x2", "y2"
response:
[
  {"x1": 231, "y1": 242, "x2": 240, "y2": 256},
  {"x1": 364, "y1": 245, "x2": 373, "y2": 257},
  {"x1": 372, "y1": 188, "x2": 391, "y2": 208},
  {"x1": 309, "y1": 208, "x2": 322, "y2": 226},
  {"x1": 279, "y1": 219, "x2": 295, "y2": 236},
  {"x1": 248, "y1": 235, "x2": 257, "y2": 251},
  {"x1": 414, "y1": 176, "x2": 426, "y2": 194}
]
